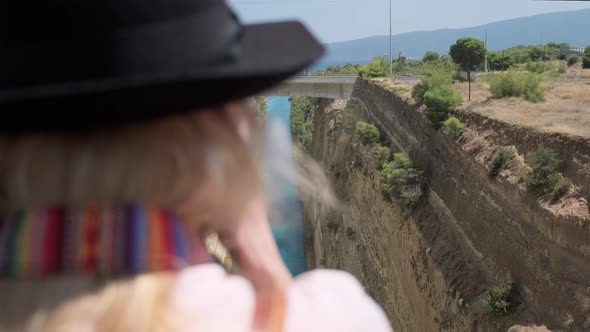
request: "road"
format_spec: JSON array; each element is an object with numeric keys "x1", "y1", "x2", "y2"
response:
[{"x1": 289, "y1": 74, "x2": 422, "y2": 83}]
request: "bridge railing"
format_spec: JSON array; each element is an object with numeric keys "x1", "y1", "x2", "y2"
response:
[
  {"x1": 297, "y1": 71, "x2": 360, "y2": 77},
  {"x1": 287, "y1": 76, "x2": 359, "y2": 83}
]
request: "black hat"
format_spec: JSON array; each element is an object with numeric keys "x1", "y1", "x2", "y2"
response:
[{"x1": 0, "y1": 0, "x2": 324, "y2": 133}]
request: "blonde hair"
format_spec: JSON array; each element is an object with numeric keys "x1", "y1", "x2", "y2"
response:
[
  {"x1": 0, "y1": 103, "x2": 260, "y2": 223},
  {"x1": 0, "y1": 103, "x2": 262, "y2": 332}
]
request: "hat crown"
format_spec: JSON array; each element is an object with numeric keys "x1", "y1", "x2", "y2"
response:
[
  {"x1": 0, "y1": 1, "x2": 323, "y2": 133},
  {"x1": 1, "y1": 0, "x2": 242, "y2": 89},
  {"x1": 1, "y1": 0, "x2": 222, "y2": 39}
]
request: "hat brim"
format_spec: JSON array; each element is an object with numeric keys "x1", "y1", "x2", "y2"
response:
[{"x1": 0, "y1": 21, "x2": 324, "y2": 133}]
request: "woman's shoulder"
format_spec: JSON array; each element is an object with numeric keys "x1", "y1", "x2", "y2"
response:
[
  {"x1": 170, "y1": 264, "x2": 256, "y2": 332},
  {"x1": 169, "y1": 265, "x2": 392, "y2": 332},
  {"x1": 285, "y1": 270, "x2": 393, "y2": 332}
]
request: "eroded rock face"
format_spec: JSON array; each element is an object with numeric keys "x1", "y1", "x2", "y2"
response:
[
  {"x1": 303, "y1": 81, "x2": 590, "y2": 332},
  {"x1": 508, "y1": 325, "x2": 552, "y2": 332}
]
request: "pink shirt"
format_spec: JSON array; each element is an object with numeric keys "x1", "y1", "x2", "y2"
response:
[{"x1": 170, "y1": 264, "x2": 393, "y2": 332}]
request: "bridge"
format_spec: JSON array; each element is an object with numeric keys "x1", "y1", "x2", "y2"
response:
[{"x1": 261, "y1": 75, "x2": 358, "y2": 99}]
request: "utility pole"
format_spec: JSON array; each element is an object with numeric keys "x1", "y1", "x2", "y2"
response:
[
  {"x1": 541, "y1": 32, "x2": 545, "y2": 61},
  {"x1": 389, "y1": 0, "x2": 393, "y2": 79},
  {"x1": 484, "y1": 28, "x2": 488, "y2": 72},
  {"x1": 397, "y1": 50, "x2": 402, "y2": 76}
]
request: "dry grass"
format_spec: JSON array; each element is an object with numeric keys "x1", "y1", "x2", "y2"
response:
[
  {"x1": 454, "y1": 67, "x2": 590, "y2": 138},
  {"x1": 454, "y1": 81, "x2": 492, "y2": 103},
  {"x1": 562, "y1": 63, "x2": 590, "y2": 80},
  {"x1": 372, "y1": 78, "x2": 415, "y2": 99}
]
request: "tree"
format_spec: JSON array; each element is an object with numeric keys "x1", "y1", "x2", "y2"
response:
[
  {"x1": 505, "y1": 45, "x2": 531, "y2": 64},
  {"x1": 324, "y1": 63, "x2": 361, "y2": 75},
  {"x1": 380, "y1": 153, "x2": 426, "y2": 209},
  {"x1": 528, "y1": 46, "x2": 544, "y2": 62},
  {"x1": 411, "y1": 67, "x2": 453, "y2": 104},
  {"x1": 545, "y1": 43, "x2": 561, "y2": 60},
  {"x1": 423, "y1": 86, "x2": 462, "y2": 129},
  {"x1": 355, "y1": 121, "x2": 381, "y2": 145},
  {"x1": 583, "y1": 46, "x2": 590, "y2": 69},
  {"x1": 289, "y1": 97, "x2": 318, "y2": 152},
  {"x1": 422, "y1": 51, "x2": 440, "y2": 62},
  {"x1": 450, "y1": 37, "x2": 486, "y2": 101},
  {"x1": 487, "y1": 51, "x2": 515, "y2": 71}
]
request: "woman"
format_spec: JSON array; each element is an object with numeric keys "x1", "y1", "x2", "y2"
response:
[{"x1": 0, "y1": 1, "x2": 392, "y2": 331}]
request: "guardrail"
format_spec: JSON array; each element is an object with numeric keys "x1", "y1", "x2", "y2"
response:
[{"x1": 289, "y1": 75, "x2": 358, "y2": 81}]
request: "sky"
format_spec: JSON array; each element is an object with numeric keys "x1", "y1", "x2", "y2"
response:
[{"x1": 227, "y1": 0, "x2": 590, "y2": 43}]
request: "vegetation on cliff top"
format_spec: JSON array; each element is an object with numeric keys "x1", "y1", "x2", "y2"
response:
[
  {"x1": 443, "y1": 116, "x2": 465, "y2": 139},
  {"x1": 488, "y1": 146, "x2": 515, "y2": 177},
  {"x1": 424, "y1": 85, "x2": 462, "y2": 129},
  {"x1": 355, "y1": 121, "x2": 426, "y2": 210},
  {"x1": 525, "y1": 146, "x2": 572, "y2": 200},
  {"x1": 487, "y1": 71, "x2": 545, "y2": 103},
  {"x1": 289, "y1": 97, "x2": 319, "y2": 152},
  {"x1": 410, "y1": 59, "x2": 462, "y2": 129},
  {"x1": 355, "y1": 121, "x2": 390, "y2": 169},
  {"x1": 411, "y1": 67, "x2": 453, "y2": 104},
  {"x1": 358, "y1": 56, "x2": 390, "y2": 79}
]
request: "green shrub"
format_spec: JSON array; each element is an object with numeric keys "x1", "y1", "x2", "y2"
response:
[
  {"x1": 526, "y1": 61, "x2": 548, "y2": 74},
  {"x1": 526, "y1": 146, "x2": 569, "y2": 196},
  {"x1": 371, "y1": 145, "x2": 391, "y2": 169},
  {"x1": 489, "y1": 72, "x2": 522, "y2": 98},
  {"x1": 567, "y1": 54, "x2": 581, "y2": 67},
  {"x1": 422, "y1": 51, "x2": 440, "y2": 62},
  {"x1": 452, "y1": 70, "x2": 469, "y2": 82},
  {"x1": 443, "y1": 117, "x2": 465, "y2": 139},
  {"x1": 411, "y1": 68, "x2": 453, "y2": 104},
  {"x1": 488, "y1": 147, "x2": 515, "y2": 177},
  {"x1": 359, "y1": 56, "x2": 390, "y2": 79},
  {"x1": 489, "y1": 72, "x2": 544, "y2": 103},
  {"x1": 524, "y1": 85, "x2": 545, "y2": 104},
  {"x1": 424, "y1": 86, "x2": 462, "y2": 129},
  {"x1": 391, "y1": 86, "x2": 409, "y2": 96},
  {"x1": 487, "y1": 51, "x2": 516, "y2": 71},
  {"x1": 524, "y1": 74, "x2": 545, "y2": 103},
  {"x1": 289, "y1": 97, "x2": 318, "y2": 152},
  {"x1": 485, "y1": 282, "x2": 517, "y2": 316},
  {"x1": 380, "y1": 153, "x2": 426, "y2": 209},
  {"x1": 551, "y1": 176, "x2": 572, "y2": 201},
  {"x1": 355, "y1": 121, "x2": 381, "y2": 145},
  {"x1": 583, "y1": 55, "x2": 590, "y2": 69},
  {"x1": 583, "y1": 46, "x2": 590, "y2": 69}
]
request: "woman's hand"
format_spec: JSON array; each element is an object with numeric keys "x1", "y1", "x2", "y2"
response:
[{"x1": 217, "y1": 197, "x2": 293, "y2": 292}]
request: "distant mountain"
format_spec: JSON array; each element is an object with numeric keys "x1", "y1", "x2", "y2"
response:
[{"x1": 325, "y1": 9, "x2": 590, "y2": 63}]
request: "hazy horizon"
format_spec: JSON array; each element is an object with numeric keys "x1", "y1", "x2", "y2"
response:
[{"x1": 227, "y1": 0, "x2": 590, "y2": 43}]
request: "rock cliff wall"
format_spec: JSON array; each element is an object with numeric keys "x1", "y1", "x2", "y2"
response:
[{"x1": 303, "y1": 80, "x2": 590, "y2": 332}]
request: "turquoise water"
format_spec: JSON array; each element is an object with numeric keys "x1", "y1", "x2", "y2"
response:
[{"x1": 264, "y1": 97, "x2": 307, "y2": 276}]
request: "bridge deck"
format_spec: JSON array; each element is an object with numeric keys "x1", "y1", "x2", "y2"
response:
[{"x1": 261, "y1": 75, "x2": 358, "y2": 99}]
